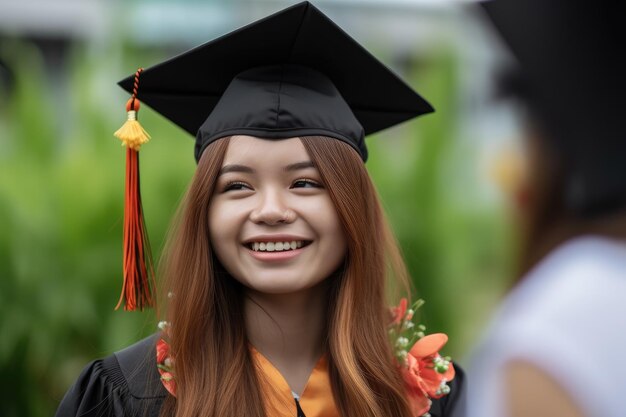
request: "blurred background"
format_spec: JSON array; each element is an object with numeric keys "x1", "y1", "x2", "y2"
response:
[{"x1": 0, "y1": 0, "x2": 521, "y2": 415}]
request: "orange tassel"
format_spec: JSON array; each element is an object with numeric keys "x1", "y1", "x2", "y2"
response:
[{"x1": 113, "y1": 68, "x2": 155, "y2": 311}]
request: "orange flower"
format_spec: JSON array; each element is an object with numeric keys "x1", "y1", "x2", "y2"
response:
[
  {"x1": 156, "y1": 338, "x2": 169, "y2": 363},
  {"x1": 391, "y1": 298, "x2": 408, "y2": 325},
  {"x1": 156, "y1": 338, "x2": 177, "y2": 397},
  {"x1": 403, "y1": 353, "x2": 433, "y2": 416},
  {"x1": 401, "y1": 333, "x2": 455, "y2": 416}
]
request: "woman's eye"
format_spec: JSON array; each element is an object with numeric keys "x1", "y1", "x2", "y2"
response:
[
  {"x1": 291, "y1": 179, "x2": 321, "y2": 189},
  {"x1": 223, "y1": 181, "x2": 251, "y2": 192}
]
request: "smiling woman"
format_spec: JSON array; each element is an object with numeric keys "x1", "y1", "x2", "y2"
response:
[
  {"x1": 209, "y1": 136, "x2": 347, "y2": 296},
  {"x1": 55, "y1": 2, "x2": 463, "y2": 417},
  {"x1": 160, "y1": 133, "x2": 410, "y2": 417}
]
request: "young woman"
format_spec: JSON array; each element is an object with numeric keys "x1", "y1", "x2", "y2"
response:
[{"x1": 56, "y1": 3, "x2": 463, "y2": 417}]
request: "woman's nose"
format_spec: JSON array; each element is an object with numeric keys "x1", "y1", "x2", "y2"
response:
[{"x1": 249, "y1": 191, "x2": 296, "y2": 225}]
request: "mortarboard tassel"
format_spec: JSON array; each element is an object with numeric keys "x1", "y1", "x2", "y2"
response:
[{"x1": 113, "y1": 68, "x2": 155, "y2": 311}]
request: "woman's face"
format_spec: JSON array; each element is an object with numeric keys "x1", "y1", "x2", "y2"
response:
[{"x1": 209, "y1": 135, "x2": 347, "y2": 295}]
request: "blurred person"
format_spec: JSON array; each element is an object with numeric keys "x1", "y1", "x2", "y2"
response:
[
  {"x1": 55, "y1": 2, "x2": 463, "y2": 417},
  {"x1": 467, "y1": 1, "x2": 626, "y2": 417}
]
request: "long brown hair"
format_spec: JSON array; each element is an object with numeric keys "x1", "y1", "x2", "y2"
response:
[{"x1": 159, "y1": 135, "x2": 413, "y2": 417}]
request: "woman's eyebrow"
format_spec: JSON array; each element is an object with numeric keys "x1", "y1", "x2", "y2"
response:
[
  {"x1": 218, "y1": 164, "x2": 255, "y2": 176},
  {"x1": 284, "y1": 161, "x2": 315, "y2": 172}
]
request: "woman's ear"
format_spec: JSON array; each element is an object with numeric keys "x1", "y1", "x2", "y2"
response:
[{"x1": 490, "y1": 143, "x2": 531, "y2": 213}]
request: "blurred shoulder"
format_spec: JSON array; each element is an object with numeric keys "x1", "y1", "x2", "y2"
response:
[
  {"x1": 506, "y1": 236, "x2": 626, "y2": 315},
  {"x1": 531, "y1": 236, "x2": 626, "y2": 282},
  {"x1": 505, "y1": 361, "x2": 586, "y2": 417}
]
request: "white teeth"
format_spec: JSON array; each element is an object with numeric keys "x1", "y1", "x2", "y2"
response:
[{"x1": 249, "y1": 240, "x2": 306, "y2": 252}]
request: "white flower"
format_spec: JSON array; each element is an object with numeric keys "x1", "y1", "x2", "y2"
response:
[{"x1": 396, "y1": 337, "x2": 409, "y2": 348}]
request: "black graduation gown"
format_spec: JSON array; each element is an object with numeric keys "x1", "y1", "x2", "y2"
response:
[
  {"x1": 55, "y1": 334, "x2": 465, "y2": 417},
  {"x1": 55, "y1": 335, "x2": 167, "y2": 417}
]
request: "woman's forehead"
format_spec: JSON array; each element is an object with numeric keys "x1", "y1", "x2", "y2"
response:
[{"x1": 221, "y1": 136, "x2": 312, "y2": 166}]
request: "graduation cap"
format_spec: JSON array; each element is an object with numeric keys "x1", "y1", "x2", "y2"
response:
[
  {"x1": 481, "y1": 0, "x2": 626, "y2": 217},
  {"x1": 112, "y1": 1, "x2": 433, "y2": 311}
]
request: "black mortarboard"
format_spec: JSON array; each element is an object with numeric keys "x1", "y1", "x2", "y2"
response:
[
  {"x1": 117, "y1": 0, "x2": 433, "y2": 162},
  {"x1": 112, "y1": 1, "x2": 432, "y2": 311},
  {"x1": 482, "y1": 0, "x2": 626, "y2": 216}
]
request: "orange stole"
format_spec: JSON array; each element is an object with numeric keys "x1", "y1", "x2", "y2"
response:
[{"x1": 250, "y1": 346, "x2": 339, "y2": 417}]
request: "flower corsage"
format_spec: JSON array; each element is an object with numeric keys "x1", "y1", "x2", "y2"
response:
[
  {"x1": 156, "y1": 321, "x2": 176, "y2": 396},
  {"x1": 389, "y1": 298, "x2": 455, "y2": 417}
]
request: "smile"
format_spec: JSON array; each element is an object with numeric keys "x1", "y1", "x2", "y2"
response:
[{"x1": 246, "y1": 240, "x2": 310, "y2": 252}]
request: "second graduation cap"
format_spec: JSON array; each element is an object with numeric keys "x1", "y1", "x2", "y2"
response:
[
  {"x1": 114, "y1": 1, "x2": 433, "y2": 311},
  {"x1": 482, "y1": 0, "x2": 626, "y2": 216}
]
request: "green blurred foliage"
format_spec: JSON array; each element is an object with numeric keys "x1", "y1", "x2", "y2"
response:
[
  {"x1": 367, "y1": 48, "x2": 514, "y2": 353},
  {"x1": 0, "y1": 38, "x2": 194, "y2": 416},
  {"x1": 0, "y1": 35, "x2": 513, "y2": 416}
]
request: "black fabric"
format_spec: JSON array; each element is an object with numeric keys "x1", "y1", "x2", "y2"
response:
[
  {"x1": 55, "y1": 335, "x2": 166, "y2": 417},
  {"x1": 295, "y1": 397, "x2": 307, "y2": 417},
  {"x1": 429, "y1": 363, "x2": 466, "y2": 417},
  {"x1": 117, "y1": 1, "x2": 433, "y2": 162},
  {"x1": 481, "y1": 0, "x2": 626, "y2": 216},
  {"x1": 56, "y1": 334, "x2": 465, "y2": 417},
  {"x1": 195, "y1": 65, "x2": 366, "y2": 161}
]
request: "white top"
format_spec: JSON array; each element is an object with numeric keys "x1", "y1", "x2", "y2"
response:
[{"x1": 467, "y1": 236, "x2": 626, "y2": 417}]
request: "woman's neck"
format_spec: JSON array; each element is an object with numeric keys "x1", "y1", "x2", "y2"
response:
[{"x1": 244, "y1": 281, "x2": 329, "y2": 393}]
